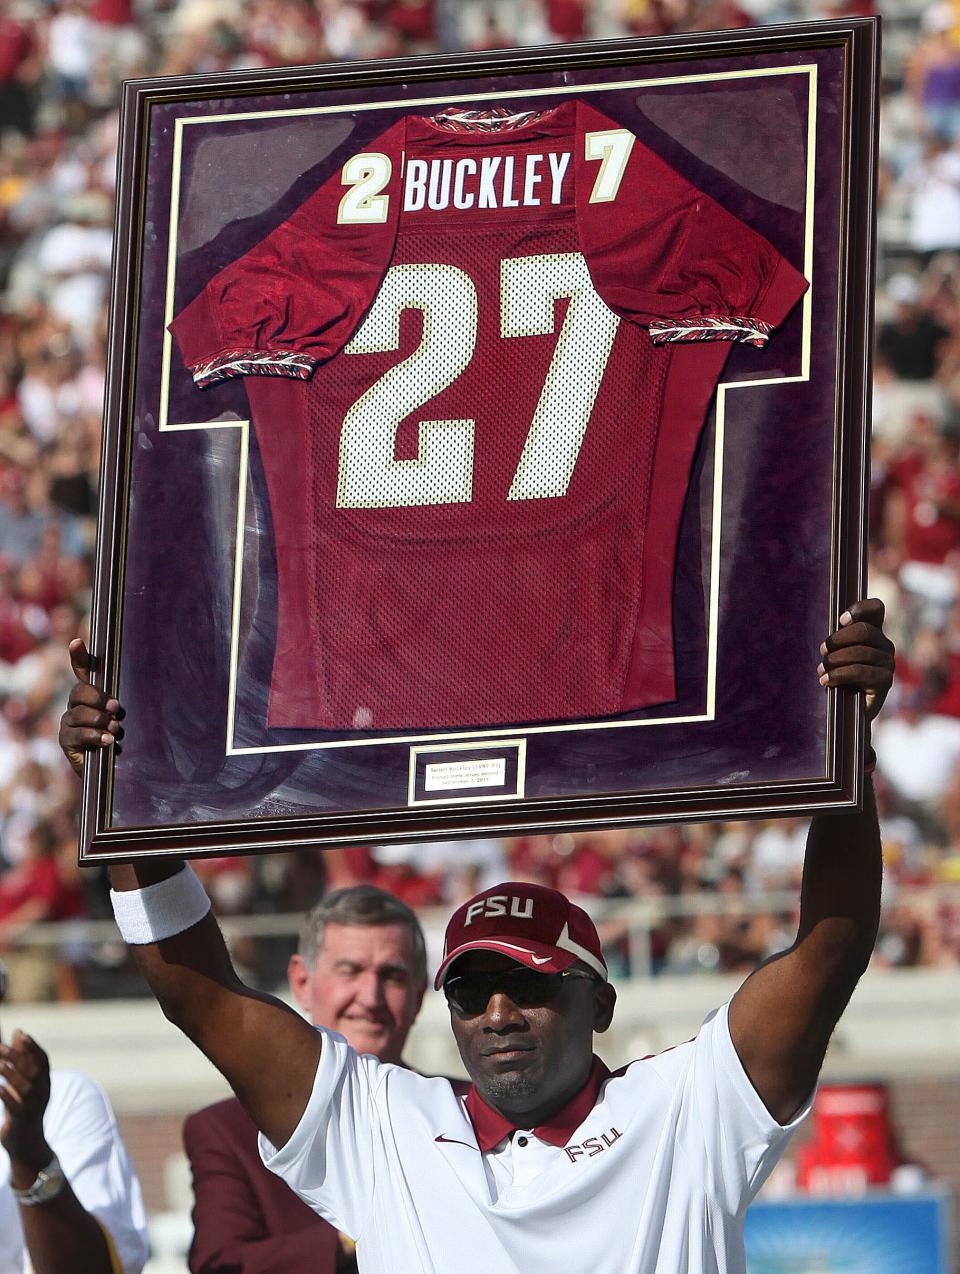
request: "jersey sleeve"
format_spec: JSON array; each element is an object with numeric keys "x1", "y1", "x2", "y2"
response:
[
  {"x1": 257, "y1": 1028, "x2": 382, "y2": 1241},
  {"x1": 169, "y1": 121, "x2": 405, "y2": 389},
  {"x1": 649, "y1": 1001, "x2": 811, "y2": 1215},
  {"x1": 575, "y1": 101, "x2": 808, "y2": 348}
]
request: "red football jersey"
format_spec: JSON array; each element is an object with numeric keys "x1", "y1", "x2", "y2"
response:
[{"x1": 170, "y1": 100, "x2": 808, "y2": 730}]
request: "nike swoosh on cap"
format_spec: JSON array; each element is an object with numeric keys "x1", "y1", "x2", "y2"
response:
[{"x1": 530, "y1": 955, "x2": 552, "y2": 964}]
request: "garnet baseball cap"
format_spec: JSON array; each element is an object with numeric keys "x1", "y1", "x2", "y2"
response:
[{"x1": 434, "y1": 882, "x2": 608, "y2": 989}]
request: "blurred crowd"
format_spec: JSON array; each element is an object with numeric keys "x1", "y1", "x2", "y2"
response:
[{"x1": 2, "y1": 0, "x2": 960, "y2": 1001}]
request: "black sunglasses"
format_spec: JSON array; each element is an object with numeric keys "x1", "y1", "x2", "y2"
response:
[{"x1": 443, "y1": 966, "x2": 598, "y2": 1016}]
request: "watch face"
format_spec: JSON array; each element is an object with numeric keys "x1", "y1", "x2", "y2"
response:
[
  {"x1": 16, "y1": 1158, "x2": 64, "y2": 1205},
  {"x1": 39, "y1": 1167, "x2": 64, "y2": 1199}
]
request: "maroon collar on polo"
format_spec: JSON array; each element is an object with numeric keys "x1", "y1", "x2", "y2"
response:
[{"x1": 463, "y1": 1056, "x2": 612, "y2": 1152}]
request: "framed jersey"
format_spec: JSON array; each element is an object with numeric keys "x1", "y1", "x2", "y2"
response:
[{"x1": 81, "y1": 18, "x2": 879, "y2": 862}]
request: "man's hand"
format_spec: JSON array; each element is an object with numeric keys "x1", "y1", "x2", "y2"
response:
[
  {"x1": 817, "y1": 597, "x2": 895, "y2": 724},
  {"x1": 57, "y1": 639, "x2": 123, "y2": 777},
  {"x1": 0, "y1": 1030, "x2": 54, "y2": 1186}
]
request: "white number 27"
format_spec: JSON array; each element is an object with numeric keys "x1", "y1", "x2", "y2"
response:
[{"x1": 337, "y1": 252, "x2": 620, "y2": 509}]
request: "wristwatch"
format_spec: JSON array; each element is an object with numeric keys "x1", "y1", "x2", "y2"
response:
[{"x1": 12, "y1": 1155, "x2": 65, "y2": 1206}]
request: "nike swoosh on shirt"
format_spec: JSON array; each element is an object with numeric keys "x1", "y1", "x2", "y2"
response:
[{"x1": 434, "y1": 1135, "x2": 476, "y2": 1149}]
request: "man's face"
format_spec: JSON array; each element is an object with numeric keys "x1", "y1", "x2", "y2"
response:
[
  {"x1": 288, "y1": 921, "x2": 425, "y2": 1064},
  {"x1": 447, "y1": 952, "x2": 615, "y2": 1125}
]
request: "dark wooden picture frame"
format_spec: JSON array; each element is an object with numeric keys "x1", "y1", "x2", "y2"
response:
[{"x1": 81, "y1": 17, "x2": 880, "y2": 862}]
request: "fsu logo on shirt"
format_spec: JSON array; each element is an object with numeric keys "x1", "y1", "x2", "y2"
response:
[{"x1": 565, "y1": 1127, "x2": 623, "y2": 1163}]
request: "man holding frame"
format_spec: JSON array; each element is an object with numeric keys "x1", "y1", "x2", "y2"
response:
[{"x1": 60, "y1": 598, "x2": 894, "y2": 1273}]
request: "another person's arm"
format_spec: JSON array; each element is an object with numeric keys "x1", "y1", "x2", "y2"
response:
[
  {"x1": 59, "y1": 640, "x2": 323, "y2": 1149},
  {"x1": 0, "y1": 1033, "x2": 131, "y2": 1274},
  {"x1": 728, "y1": 597, "x2": 894, "y2": 1124}
]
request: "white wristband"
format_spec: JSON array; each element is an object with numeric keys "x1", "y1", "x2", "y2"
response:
[{"x1": 110, "y1": 864, "x2": 212, "y2": 944}]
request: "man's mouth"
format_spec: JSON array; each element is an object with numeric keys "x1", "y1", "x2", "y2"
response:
[{"x1": 481, "y1": 1043, "x2": 536, "y2": 1063}]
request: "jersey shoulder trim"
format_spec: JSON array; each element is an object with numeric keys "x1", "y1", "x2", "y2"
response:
[
  {"x1": 192, "y1": 348, "x2": 317, "y2": 388},
  {"x1": 648, "y1": 315, "x2": 773, "y2": 348}
]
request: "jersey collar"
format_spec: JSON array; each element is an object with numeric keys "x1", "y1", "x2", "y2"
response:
[
  {"x1": 406, "y1": 100, "x2": 574, "y2": 146},
  {"x1": 464, "y1": 1056, "x2": 611, "y2": 1152}
]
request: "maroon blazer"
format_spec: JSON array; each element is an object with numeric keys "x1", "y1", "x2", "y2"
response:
[{"x1": 183, "y1": 1097, "x2": 357, "y2": 1273}]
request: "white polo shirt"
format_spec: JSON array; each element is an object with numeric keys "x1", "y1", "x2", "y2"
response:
[
  {"x1": 260, "y1": 1001, "x2": 809, "y2": 1274},
  {"x1": 0, "y1": 1071, "x2": 149, "y2": 1274}
]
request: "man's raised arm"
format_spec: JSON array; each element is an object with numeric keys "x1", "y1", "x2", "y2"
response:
[
  {"x1": 61, "y1": 642, "x2": 322, "y2": 1150},
  {"x1": 728, "y1": 597, "x2": 895, "y2": 1125}
]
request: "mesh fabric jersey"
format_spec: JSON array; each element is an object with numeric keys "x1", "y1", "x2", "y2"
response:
[{"x1": 171, "y1": 99, "x2": 808, "y2": 731}]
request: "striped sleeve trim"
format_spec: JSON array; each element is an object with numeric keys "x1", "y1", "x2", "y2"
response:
[
  {"x1": 648, "y1": 316, "x2": 773, "y2": 348},
  {"x1": 192, "y1": 349, "x2": 317, "y2": 388}
]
